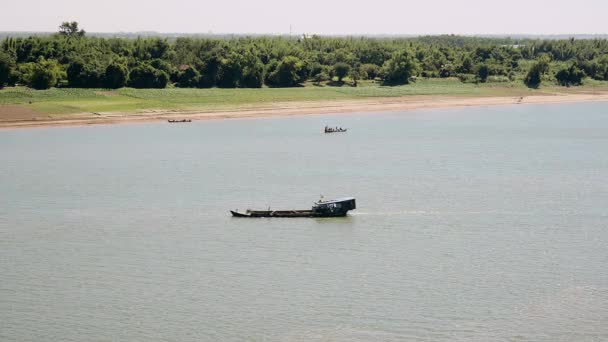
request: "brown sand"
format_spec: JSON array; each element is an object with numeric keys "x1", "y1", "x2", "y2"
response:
[
  {"x1": 2, "y1": 93, "x2": 608, "y2": 129},
  {"x1": 0, "y1": 105, "x2": 46, "y2": 122}
]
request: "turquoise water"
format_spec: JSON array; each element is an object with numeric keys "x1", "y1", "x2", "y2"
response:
[{"x1": 1, "y1": 103, "x2": 608, "y2": 341}]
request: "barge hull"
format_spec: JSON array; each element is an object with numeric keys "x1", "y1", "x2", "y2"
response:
[
  {"x1": 230, "y1": 210, "x2": 347, "y2": 218},
  {"x1": 230, "y1": 197, "x2": 355, "y2": 218}
]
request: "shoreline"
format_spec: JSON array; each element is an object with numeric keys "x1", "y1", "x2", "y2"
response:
[{"x1": 2, "y1": 92, "x2": 608, "y2": 129}]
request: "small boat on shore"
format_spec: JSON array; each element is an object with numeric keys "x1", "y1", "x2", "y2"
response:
[
  {"x1": 324, "y1": 126, "x2": 347, "y2": 133},
  {"x1": 168, "y1": 119, "x2": 192, "y2": 123},
  {"x1": 231, "y1": 197, "x2": 356, "y2": 218}
]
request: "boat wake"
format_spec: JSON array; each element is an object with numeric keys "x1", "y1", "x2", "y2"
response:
[
  {"x1": 350, "y1": 210, "x2": 529, "y2": 216},
  {"x1": 350, "y1": 210, "x2": 434, "y2": 216}
]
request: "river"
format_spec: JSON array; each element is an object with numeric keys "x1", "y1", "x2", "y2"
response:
[{"x1": 1, "y1": 102, "x2": 607, "y2": 341}]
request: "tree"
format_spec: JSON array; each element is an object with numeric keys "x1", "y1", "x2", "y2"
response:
[
  {"x1": 263, "y1": 59, "x2": 279, "y2": 86},
  {"x1": 382, "y1": 51, "x2": 419, "y2": 85},
  {"x1": 476, "y1": 64, "x2": 489, "y2": 83},
  {"x1": 154, "y1": 71, "x2": 169, "y2": 89},
  {"x1": 148, "y1": 38, "x2": 170, "y2": 59},
  {"x1": 217, "y1": 56, "x2": 241, "y2": 88},
  {"x1": 67, "y1": 59, "x2": 104, "y2": 88},
  {"x1": 266, "y1": 56, "x2": 306, "y2": 87},
  {"x1": 149, "y1": 59, "x2": 172, "y2": 75},
  {"x1": 333, "y1": 62, "x2": 350, "y2": 82},
  {"x1": 58, "y1": 21, "x2": 85, "y2": 37},
  {"x1": 128, "y1": 63, "x2": 168, "y2": 88},
  {"x1": 240, "y1": 61, "x2": 264, "y2": 88},
  {"x1": 312, "y1": 72, "x2": 330, "y2": 85},
  {"x1": 3, "y1": 33, "x2": 608, "y2": 91},
  {"x1": 359, "y1": 63, "x2": 380, "y2": 80},
  {"x1": 439, "y1": 63, "x2": 455, "y2": 78},
  {"x1": 590, "y1": 57, "x2": 608, "y2": 81},
  {"x1": 176, "y1": 66, "x2": 200, "y2": 88},
  {"x1": 198, "y1": 55, "x2": 221, "y2": 88},
  {"x1": 128, "y1": 64, "x2": 154, "y2": 88},
  {"x1": 66, "y1": 59, "x2": 85, "y2": 86},
  {"x1": 105, "y1": 63, "x2": 128, "y2": 88},
  {"x1": 555, "y1": 64, "x2": 585, "y2": 86},
  {"x1": 524, "y1": 66, "x2": 542, "y2": 88},
  {"x1": 0, "y1": 52, "x2": 14, "y2": 88},
  {"x1": 524, "y1": 57, "x2": 550, "y2": 88},
  {"x1": 26, "y1": 59, "x2": 62, "y2": 89},
  {"x1": 350, "y1": 69, "x2": 361, "y2": 86},
  {"x1": 457, "y1": 56, "x2": 474, "y2": 74}
]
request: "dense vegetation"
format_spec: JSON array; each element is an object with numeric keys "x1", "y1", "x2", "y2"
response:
[{"x1": 1, "y1": 22, "x2": 608, "y2": 90}]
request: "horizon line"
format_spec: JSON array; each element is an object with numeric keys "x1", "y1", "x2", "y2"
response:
[{"x1": 1, "y1": 31, "x2": 608, "y2": 37}]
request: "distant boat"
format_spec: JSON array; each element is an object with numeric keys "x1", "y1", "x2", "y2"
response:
[
  {"x1": 324, "y1": 126, "x2": 347, "y2": 133},
  {"x1": 168, "y1": 119, "x2": 192, "y2": 123},
  {"x1": 231, "y1": 197, "x2": 356, "y2": 218}
]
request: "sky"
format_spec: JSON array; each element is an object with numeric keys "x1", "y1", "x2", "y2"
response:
[{"x1": 1, "y1": 0, "x2": 607, "y2": 35}]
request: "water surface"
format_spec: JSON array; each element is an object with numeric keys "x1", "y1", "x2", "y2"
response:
[{"x1": 1, "y1": 102, "x2": 608, "y2": 341}]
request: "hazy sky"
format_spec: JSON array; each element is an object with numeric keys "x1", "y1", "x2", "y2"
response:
[{"x1": 1, "y1": 0, "x2": 607, "y2": 34}]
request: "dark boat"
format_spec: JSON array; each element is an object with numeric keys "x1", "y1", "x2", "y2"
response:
[
  {"x1": 324, "y1": 126, "x2": 347, "y2": 133},
  {"x1": 230, "y1": 197, "x2": 356, "y2": 218},
  {"x1": 168, "y1": 119, "x2": 192, "y2": 123}
]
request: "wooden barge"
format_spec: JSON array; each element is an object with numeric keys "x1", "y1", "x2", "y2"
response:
[
  {"x1": 230, "y1": 197, "x2": 356, "y2": 218},
  {"x1": 324, "y1": 126, "x2": 347, "y2": 133}
]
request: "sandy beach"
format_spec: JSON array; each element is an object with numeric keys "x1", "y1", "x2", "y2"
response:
[{"x1": 2, "y1": 92, "x2": 608, "y2": 129}]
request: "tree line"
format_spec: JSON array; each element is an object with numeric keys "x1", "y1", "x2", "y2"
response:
[{"x1": 1, "y1": 22, "x2": 608, "y2": 90}]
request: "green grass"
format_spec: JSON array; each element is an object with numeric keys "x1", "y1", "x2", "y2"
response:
[{"x1": 1, "y1": 78, "x2": 607, "y2": 115}]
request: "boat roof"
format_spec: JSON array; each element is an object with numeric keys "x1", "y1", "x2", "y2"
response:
[{"x1": 316, "y1": 197, "x2": 355, "y2": 204}]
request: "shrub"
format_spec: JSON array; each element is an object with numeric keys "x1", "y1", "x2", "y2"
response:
[
  {"x1": 241, "y1": 62, "x2": 264, "y2": 88},
  {"x1": 555, "y1": 64, "x2": 585, "y2": 86},
  {"x1": 66, "y1": 59, "x2": 107, "y2": 88},
  {"x1": 26, "y1": 59, "x2": 63, "y2": 89},
  {"x1": 0, "y1": 52, "x2": 14, "y2": 88},
  {"x1": 476, "y1": 64, "x2": 489, "y2": 83},
  {"x1": 175, "y1": 66, "x2": 200, "y2": 88},
  {"x1": 128, "y1": 64, "x2": 168, "y2": 88},
  {"x1": 382, "y1": 51, "x2": 419, "y2": 85},
  {"x1": 266, "y1": 56, "x2": 306, "y2": 87},
  {"x1": 217, "y1": 57, "x2": 241, "y2": 88},
  {"x1": 332, "y1": 63, "x2": 350, "y2": 82},
  {"x1": 312, "y1": 72, "x2": 330, "y2": 85},
  {"x1": 105, "y1": 63, "x2": 128, "y2": 89},
  {"x1": 524, "y1": 57, "x2": 550, "y2": 88}
]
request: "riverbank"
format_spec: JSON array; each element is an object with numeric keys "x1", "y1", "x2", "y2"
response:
[{"x1": 2, "y1": 79, "x2": 608, "y2": 129}]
